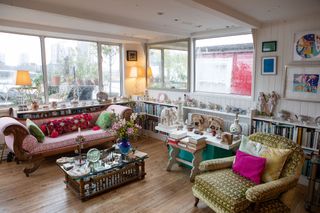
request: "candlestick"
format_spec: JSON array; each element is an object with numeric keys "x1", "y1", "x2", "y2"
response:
[{"x1": 78, "y1": 127, "x2": 81, "y2": 135}]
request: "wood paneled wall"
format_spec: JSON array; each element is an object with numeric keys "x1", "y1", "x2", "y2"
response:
[{"x1": 147, "y1": 14, "x2": 320, "y2": 118}]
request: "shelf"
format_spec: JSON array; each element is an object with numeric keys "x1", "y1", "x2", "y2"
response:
[
  {"x1": 302, "y1": 146, "x2": 319, "y2": 152},
  {"x1": 15, "y1": 103, "x2": 107, "y2": 114},
  {"x1": 183, "y1": 106, "x2": 250, "y2": 119},
  {"x1": 140, "y1": 100, "x2": 177, "y2": 108},
  {"x1": 253, "y1": 116, "x2": 320, "y2": 129},
  {"x1": 138, "y1": 112, "x2": 160, "y2": 118}
]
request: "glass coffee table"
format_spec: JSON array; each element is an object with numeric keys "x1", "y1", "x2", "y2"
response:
[{"x1": 56, "y1": 148, "x2": 148, "y2": 201}]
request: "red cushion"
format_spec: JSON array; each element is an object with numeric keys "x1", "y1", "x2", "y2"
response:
[
  {"x1": 232, "y1": 150, "x2": 266, "y2": 184},
  {"x1": 43, "y1": 113, "x2": 93, "y2": 137}
]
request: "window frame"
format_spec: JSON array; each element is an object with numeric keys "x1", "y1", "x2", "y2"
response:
[
  {"x1": 192, "y1": 34, "x2": 255, "y2": 98},
  {"x1": 99, "y1": 42, "x2": 123, "y2": 97},
  {"x1": 146, "y1": 38, "x2": 191, "y2": 92},
  {"x1": 0, "y1": 30, "x2": 123, "y2": 106}
]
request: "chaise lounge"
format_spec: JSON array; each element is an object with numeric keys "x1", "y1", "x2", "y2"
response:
[{"x1": 0, "y1": 104, "x2": 132, "y2": 177}]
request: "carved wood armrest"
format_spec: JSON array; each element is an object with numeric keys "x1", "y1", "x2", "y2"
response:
[{"x1": 3, "y1": 124, "x2": 31, "y2": 161}]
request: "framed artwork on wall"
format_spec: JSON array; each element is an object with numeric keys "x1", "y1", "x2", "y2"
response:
[
  {"x1": 262, "y1": 41, "x2": 277, "y2": 52},
  {"x1": 283, "y1": 65, "x2": 320, "y2": 102},
  {"x1": 262, "y1": 56, "x2": 277, "y2": 75},
  {"x1": 127, "y1": 50, "x2": 137, "y2": 61},
  {"x1": 293, "y1": 30, "x2": 320, "y2": 62}
]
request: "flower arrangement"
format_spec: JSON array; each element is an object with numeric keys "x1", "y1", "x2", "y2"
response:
[{"x1": 111, "y1": 113, "x2": 141, "y2": 141}]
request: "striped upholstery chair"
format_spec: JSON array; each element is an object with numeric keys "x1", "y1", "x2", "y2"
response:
[{"x1": 192, "y1": 133, "x2": 305, "y2": 213}]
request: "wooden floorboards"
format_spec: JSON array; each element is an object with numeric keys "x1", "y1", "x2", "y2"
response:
[{"x1": 0, "y1": 137, "x2": 308, "y2": 213}]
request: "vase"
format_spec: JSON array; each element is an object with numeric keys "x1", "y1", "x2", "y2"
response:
[
  {"x1": 230, "y1": 113, "x2": 242, "y2": 135},
  {"x1": 118, "y1": 138, "x2": 131, "y2": 155}
]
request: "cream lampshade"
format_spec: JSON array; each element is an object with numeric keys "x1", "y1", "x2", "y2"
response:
[
  {"x1": 147, "y1": 67, "x2": 153, "y2": 77},
  {"x1": 129, "y1": 66, "x2": 138, "y2": 78},
  {"x1": 16, "y1": 70, "x2": 32, "y2": 86}
]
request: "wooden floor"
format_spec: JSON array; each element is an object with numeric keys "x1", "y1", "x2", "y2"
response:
[{"x1": 0, "y1": 138, "x2": 308, "y2": 213}]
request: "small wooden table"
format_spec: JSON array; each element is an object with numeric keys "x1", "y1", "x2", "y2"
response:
[{"x1": 166, "y1": 143, "x2": 205, "y2": 182}]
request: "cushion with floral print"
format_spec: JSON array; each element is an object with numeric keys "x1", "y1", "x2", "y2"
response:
[{"x1": 44, "y1": 113, "x2": 93, "y2": 137}]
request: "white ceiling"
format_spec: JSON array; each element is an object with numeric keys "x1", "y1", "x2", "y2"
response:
[{"x1": 0, "y1": 0, "x2": 319, "y2": 42}]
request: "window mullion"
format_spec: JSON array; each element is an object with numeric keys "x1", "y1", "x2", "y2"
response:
[
  {"x1": 97, "y1": 42, "x2": 103, "y2": 92},
  {"x1": 40, "y1": 36, "x2": 49, "y2": 104},
  {"x1": 161, "y1": 49, "x2": 165, "y2": 88}
]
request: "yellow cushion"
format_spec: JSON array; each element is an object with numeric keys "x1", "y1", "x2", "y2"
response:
[{"x1": 260, "y1": 147, "x2": 292, "y2": 182}]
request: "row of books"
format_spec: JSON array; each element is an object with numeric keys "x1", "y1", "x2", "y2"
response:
[
  {"x1": 301, "y1": 158, "x2": 320, "y2": 178},
  {"x1": 252, "y1": 120, "x2": 295, "y2": 140},
  {"x1": 16, "y1": 106, "x2": 106, "y2": 119},
  {"x1": 252, "y1": 120, "x2": 320, "y2": 151},
  {"x1": 136, "y1": 102, "x2": 174, "y2": 117},
  {"x1": 142, "y1": 119, "x2": 158, "y2": 132},
  {"x1": 295, "y1": 127, "x2": 320, "y2": 150}
]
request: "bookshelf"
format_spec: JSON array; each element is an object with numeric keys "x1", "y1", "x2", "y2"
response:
[
  {"x1": 252, "y1": 116, "x2": 320, "y2": 152},
  {"x1": 251, "y1": 115, "x2": 320, "y2": 182},
  {"x1": 134, "y1": 101, "x2": 178, "y2": 137},
  {"x1": 11, "y1": 100, "x2": 132, "y2": 119}
]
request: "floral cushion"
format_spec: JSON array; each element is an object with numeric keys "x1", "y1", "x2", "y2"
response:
[
  {"x1": 193, "y1": 169, "x2": 256, "y2": 213},
  {"x1": 43, "y1": 113, "x2": 93, "y2": 137}
]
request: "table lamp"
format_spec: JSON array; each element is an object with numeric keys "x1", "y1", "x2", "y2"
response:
[
  {"x1": 16, "y1": 70, "x2": 32, "y2": 86},
  {"x1": 16, "y1": 70, "x2": 32, "y2": 109}
]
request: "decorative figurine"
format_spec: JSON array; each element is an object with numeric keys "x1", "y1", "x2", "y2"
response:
[
  {"x1": 230, "y1": 113, "x2": 242, "y2": 136},
  {"x1": 267, "y1": 91, "x2": 279, "y2": 116},
  {"x1": 160, "y1": 107, "x2": 178, "y2": 127}
]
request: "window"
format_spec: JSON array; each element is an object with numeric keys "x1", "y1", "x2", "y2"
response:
[
  {"x1": 0, "y1": 32, "x2": 123, "y2": 107},
  {"x1": 45, "y1": 38, "x2": 99, "y2": 102},
  {"x1": 101, "y1": 44, "x2": 121, "y2": 97},
  {"x1": 195, "y1": 34, "x2": 253, "y2": 96},
  {"x1": 147, "y1": 40, "x2": 189, "y2": 90},
  {"x1": 0, "y1": 32, "x2": 43, "y2": 106}
]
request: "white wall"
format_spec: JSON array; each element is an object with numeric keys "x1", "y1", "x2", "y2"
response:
[
  {"x1": 255, "y1": 15, "x2": 320, "y2": 118},
  {"x1": 147, "y1": 15, "x2": 320, "y2": 119},
  {"x1": 123, "y1": 43, "x2": 146, "y2": 96}
]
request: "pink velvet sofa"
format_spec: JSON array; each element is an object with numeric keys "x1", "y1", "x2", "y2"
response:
[{"x1": 0, "y1": 104, "x2": 132, "y2": 176}]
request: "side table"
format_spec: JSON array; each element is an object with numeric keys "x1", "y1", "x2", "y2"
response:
[
  {"x1": 305, "y1": 153, "x2": 320, "y2": 212},
  {"x1": 166, "y1": 143, "x2": 205, "y2": 182}
]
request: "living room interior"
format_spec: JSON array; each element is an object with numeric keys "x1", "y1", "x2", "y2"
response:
[{"x1": 0, "y1": 0, "x2": 320, "y2": 212}]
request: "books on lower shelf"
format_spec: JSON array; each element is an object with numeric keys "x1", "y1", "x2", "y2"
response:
[{"x1": 252, "y1": 118, "x2": 320, "y2": 151}]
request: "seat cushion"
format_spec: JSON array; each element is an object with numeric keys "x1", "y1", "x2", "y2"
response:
[
  {"x1": 23, "y1": 129, "x2": 114, "y2": 155},
  {"x1": 193, "y1": 169, "x2": 256, "y2": 213}
]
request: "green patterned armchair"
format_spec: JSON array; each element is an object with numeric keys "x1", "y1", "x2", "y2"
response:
[{"x1": 192, "y1": 133, "x2": 305, "y2": 213}]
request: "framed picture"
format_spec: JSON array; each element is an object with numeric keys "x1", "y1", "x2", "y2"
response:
[
  {"x1": 262, "y1": 41, "x2": 277, "y2": 52},
  {"x1": 283, "y1": 65, "x2": 320, "y2": 102},
  {"x1": 127, "y1": 50, "x2": 137, "y2": 61},
  {"x1": 262, "y1": 56, "x2": 277, "y2": 75},
  {"x1": 293, "y1": 30, "x2": 320, "y2": 61}
]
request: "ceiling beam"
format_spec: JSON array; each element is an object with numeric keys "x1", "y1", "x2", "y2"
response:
[
  {"x1": 0, "y1": 1, "x2": 189, "y2": 37},
  {"x1": 192, "y1": 0, "x2": 261, "y2": 29},
  {"x1": 0, "y1": 19, "x2": 148, "y2": 43}
]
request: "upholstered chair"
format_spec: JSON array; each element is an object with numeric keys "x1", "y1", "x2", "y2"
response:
[{"x1": 192, "y1": 133, "x2": 305, "y2": 213}]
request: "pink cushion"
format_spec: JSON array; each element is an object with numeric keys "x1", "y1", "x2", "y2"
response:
[{"x1": 232, "y1": 150, "x2": 266, "y2": 184}]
